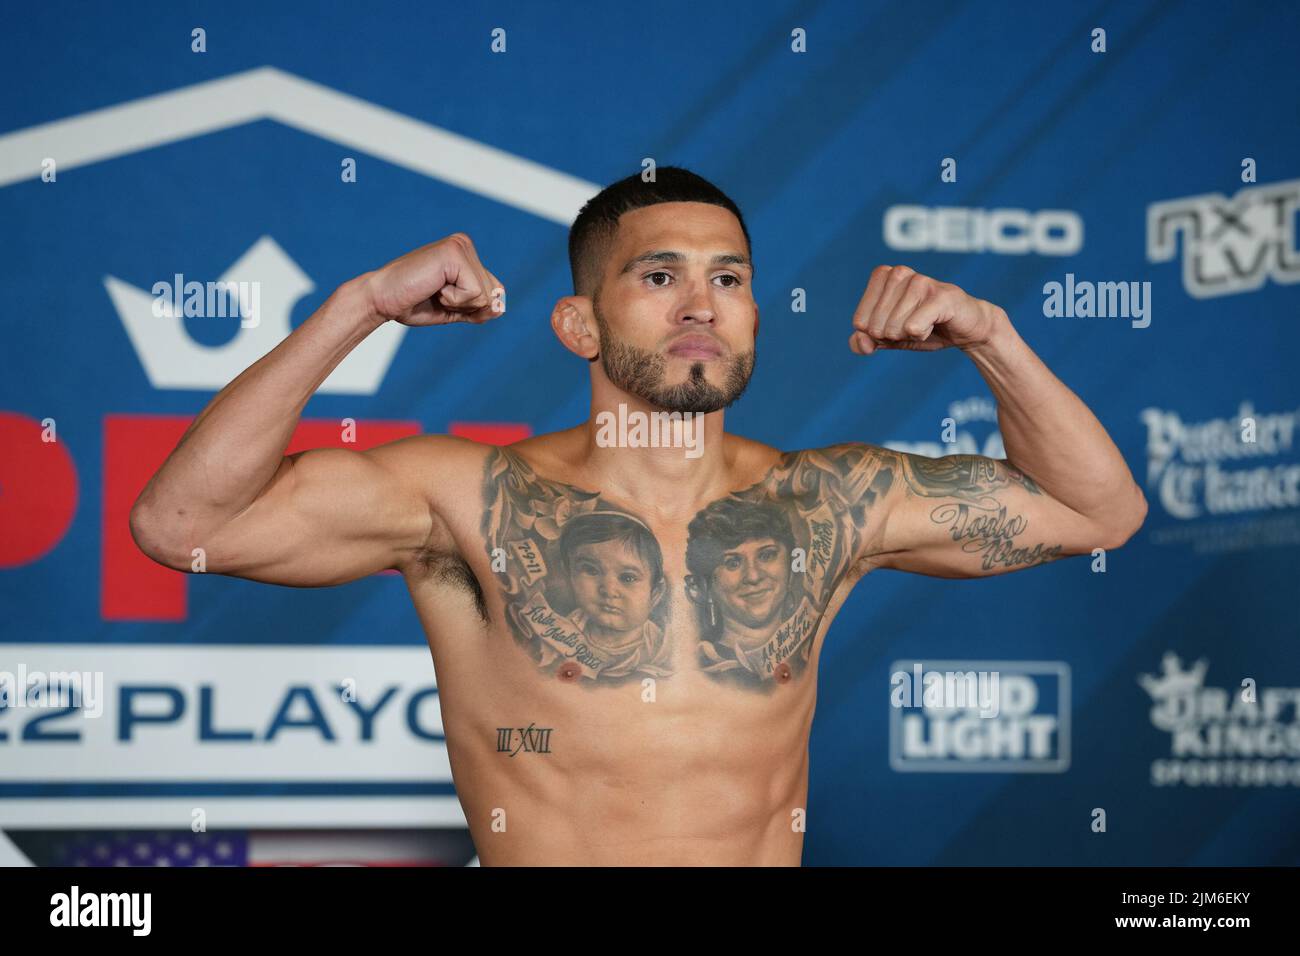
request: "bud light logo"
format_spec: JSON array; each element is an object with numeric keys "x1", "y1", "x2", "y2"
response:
[{"x1": 889, "y1": 660, "x2": 1070, "y2": 772}]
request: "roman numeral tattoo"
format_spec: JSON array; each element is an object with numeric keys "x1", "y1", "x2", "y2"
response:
[{"x1": 496, "y1": 723, "x2": 553, "y2": 757}]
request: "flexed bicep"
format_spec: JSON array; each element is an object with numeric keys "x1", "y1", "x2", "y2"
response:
[{"x1": 859, "y1": 450, "x2": 1100, "y2": 578}]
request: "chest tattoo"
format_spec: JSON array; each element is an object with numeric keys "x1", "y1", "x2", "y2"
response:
[{"x1": 480, "y1": 445, "x2": 896, "y2": 692}]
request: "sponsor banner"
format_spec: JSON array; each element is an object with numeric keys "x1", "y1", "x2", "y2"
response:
[
  {"x1": 1140, "y1": 652, "x2": 1300, "y2": 788},
  {"x1": 889, "y1": 660, "x2": 1070, "y2": 773},
  {"x1": 0, "y1": 645, "x2": 456, "y2": 826}
]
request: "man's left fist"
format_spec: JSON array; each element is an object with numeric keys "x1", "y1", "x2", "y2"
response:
[{"x1": 849, "y1": 265, "x2": 1003, "y2": 354}]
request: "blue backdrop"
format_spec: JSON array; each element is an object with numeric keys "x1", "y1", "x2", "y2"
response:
[{"x1": 1, "y1": 0, "x2": 1298, "y2": 865}]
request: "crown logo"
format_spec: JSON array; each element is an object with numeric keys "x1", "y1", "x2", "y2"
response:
[
  {"x1": 1138, "y1": 651, "x2": 1208, "y2": 702},
  {"x1": 106, "y1": 236, "x2": 405, "y2": 394}
]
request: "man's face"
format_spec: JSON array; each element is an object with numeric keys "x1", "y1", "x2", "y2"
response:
[
  {"x1": 711, "y1": 537, "x2": 791, "y2": 631},
  {"x1": 593, "y1": 202, "x2": 757, "y2": 414},
  {"x1": 567, "y1": 539, "x2": 658, "y2": 640}
]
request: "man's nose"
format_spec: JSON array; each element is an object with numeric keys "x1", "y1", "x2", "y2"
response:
[{"x1": 676, "y1": 278, "x2": 716, "y2": 324}]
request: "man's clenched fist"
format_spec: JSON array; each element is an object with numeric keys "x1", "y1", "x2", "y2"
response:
[
  {"x1": 848, "y1": 265, "x2": 1003, "y2": 354},
  {"x1": 365, "y1": 232, "x2": 506, "y2": 326}
]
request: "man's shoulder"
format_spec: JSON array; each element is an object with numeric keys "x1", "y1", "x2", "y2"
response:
[
  {"x1": 360, "y1": 433, "x2": 507, "y2": 503},
  {"x1": 771, "y1": 440, "x2": 903, "y2": 468},
  {"x1": 721, "y1": 435, "x2": 906, "y2": 497}
]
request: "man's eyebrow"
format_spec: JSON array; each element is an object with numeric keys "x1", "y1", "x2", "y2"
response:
[{"x1": 619, "y1": 250, "x2": 754, "y2": 274}]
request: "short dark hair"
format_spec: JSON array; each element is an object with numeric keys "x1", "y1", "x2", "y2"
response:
[
  {"x1": 685, "y1": 498, "x2": 795, "y2": 581},
  {"x1": 567, "y1": 166, "x2": 752, "y2": 300},
  {"x1": 558, "y1": 511, "x2": 665, "y2": 589}
]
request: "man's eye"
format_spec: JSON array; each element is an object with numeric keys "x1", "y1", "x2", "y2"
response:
[
  {"x1": 715, "y1": 274, "x2": 742, "y2": 287},
  {"x1": 645, "y1": 272, "x2": 672, "y2": 287}
]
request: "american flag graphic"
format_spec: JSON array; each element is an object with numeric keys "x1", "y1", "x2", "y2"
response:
[{"x1": 52, "y1": 831, "x2": 246, "y2": 867}]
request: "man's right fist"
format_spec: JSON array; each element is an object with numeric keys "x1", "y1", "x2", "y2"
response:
[{"x1": 365, "y1": 233, "x2": 506, "y2": 326}]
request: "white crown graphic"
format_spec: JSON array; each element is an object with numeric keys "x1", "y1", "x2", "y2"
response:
[
  {"x1": 1138, "y1": 651, "x2": 1208, "y2": 701},
  {"x1": 105, "y1": 236, "x2": 405, "y2": 394}
]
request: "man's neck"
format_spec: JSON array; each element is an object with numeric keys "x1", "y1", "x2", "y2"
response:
[{"x1": 579, "y1": 391, "x2": 733, "y2": 518}]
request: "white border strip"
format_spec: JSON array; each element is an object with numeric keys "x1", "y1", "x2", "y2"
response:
[{"x1": 0, "y1": 797, "x2": 467, "y2": 829}]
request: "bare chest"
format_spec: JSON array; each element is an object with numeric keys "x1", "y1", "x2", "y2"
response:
[{"x1": 414, "y1": 446, "x2": 885, "y2": 695}]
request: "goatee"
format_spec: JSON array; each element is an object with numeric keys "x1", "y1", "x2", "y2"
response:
[{"x1": 594, "y1": 308, "x2": 755, "y2": 414}]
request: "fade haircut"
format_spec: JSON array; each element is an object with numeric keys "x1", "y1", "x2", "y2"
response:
[{"x1": 567, "y1": 166, "x2": 753, "y2": 301}]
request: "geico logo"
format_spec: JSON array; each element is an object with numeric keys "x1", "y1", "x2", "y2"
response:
[{"x1": 884, "y1": 205, "x2": 1083, "y2": 255}]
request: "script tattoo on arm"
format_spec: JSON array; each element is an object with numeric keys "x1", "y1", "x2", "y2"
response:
[
  {"x1": 685, "y1": 444, "x2": 895, "y2": 691},
  {"x1": 480, "y1": 448, "x2": 674, "y2": 685},
  {"x1": 892, "y1": 453, "x2": 1065, "y2": 572}
]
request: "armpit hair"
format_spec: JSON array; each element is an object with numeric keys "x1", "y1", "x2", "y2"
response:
[{"x1": 414, "y1": 547, "x2": 489, "y2": 623}]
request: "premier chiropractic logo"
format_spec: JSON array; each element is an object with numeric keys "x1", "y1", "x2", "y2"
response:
[
  {"x1": 594, "y1": 403, "x2": 704, "y2": 459},
  {"x1": 0, "y1": 665, "x2": 103, "y2": 718},
  {"x1": 1041, "y1": 273, "x2": 1151, "y2": 328},
  {"x1": 151, "y1": 273, "x2": 261, "y2": 328},
  {"x1": 1141, "y1": 401, "x2": 1300, "y2": 521},
  {"x1": 50, "y1": 886, "x2": 151, "y2": 936}
]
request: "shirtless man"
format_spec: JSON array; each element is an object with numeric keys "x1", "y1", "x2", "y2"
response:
[{"x1": 129, "y1": 166, "x2": 1147, "y2": 866}]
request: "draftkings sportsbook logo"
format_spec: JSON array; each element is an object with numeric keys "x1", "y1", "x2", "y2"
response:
[
  {"x1": 1147, "y1": 178, "x2": 1300, "y2": 299},
  {"x1": 889, "y1": 660, "x2": 1070, "y2": 773},
  {"x1": 1141, "y1": 652, "x2": 1300, "y2": 788}
]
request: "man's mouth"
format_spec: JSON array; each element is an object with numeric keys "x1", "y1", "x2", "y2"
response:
[{"x1": 666, "y1": 334, "x2": 724, "y2": 359}]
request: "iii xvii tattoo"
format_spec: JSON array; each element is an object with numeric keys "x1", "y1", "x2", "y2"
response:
[
  {"x1": 482, "y1": 449, "x2": 674, "y2": 684},
  {"x1": 496, "y1": 723, "x2": 553, "y2": 757}
]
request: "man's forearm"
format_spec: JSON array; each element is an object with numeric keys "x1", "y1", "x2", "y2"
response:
[
  {"x1": 963, "y1": 308, "x2": 1147, "y2": 536},
  {"x1": 132, "y1": 273, "x2": 385, "y2": 539}
]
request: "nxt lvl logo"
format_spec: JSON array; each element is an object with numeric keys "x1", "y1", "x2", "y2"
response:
[{"x1": 1147, "y1": 178, "x2": 1300, "y2": 299}]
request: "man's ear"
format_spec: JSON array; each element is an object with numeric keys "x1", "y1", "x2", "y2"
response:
[{"x1": 551, "y1": 296, "x2": 599, "y2": 360}]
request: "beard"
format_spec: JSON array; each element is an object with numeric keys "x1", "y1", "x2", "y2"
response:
[{"x1": 593, "y1": 304, "x2": 756, "y2": 414}]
